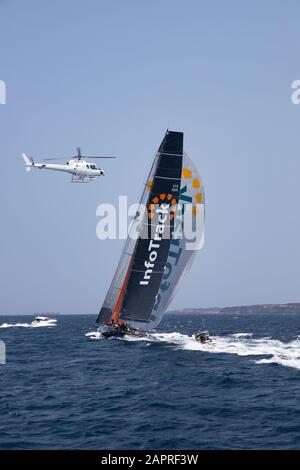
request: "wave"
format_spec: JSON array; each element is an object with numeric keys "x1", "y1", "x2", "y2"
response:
[
  {"x1": 0, "y1": 321, "x2": 56, "y2": 328},
  {"x1": 231, "y1": 332, "x2": 253, "y2": 338}
]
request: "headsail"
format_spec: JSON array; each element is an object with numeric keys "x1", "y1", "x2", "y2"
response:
[
  {"x1": 97, "y1": 130, "x2": 204, "y2": 330},
  {"x1": 148, "y1": 151, "x2": 205, "y2": 329}
]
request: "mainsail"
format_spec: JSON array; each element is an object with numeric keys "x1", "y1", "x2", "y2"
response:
[{"x1": 97, "y1": 130, "x2": 205, "y2": 330}]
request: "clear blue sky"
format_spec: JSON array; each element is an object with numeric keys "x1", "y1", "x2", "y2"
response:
[{"x1": 0, "y1": 0, "x2": 299, "y2": 314}]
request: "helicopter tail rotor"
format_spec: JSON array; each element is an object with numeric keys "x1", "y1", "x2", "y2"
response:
[{"x1": 22, "y1": 153, "x2": 34, "y2": 171}]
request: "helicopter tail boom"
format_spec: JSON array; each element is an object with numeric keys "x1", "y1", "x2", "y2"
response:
[{"x1": 22, "y1": 153, "x2": 34, "y2": 171}]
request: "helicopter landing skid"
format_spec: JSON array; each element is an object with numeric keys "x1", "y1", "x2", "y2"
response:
[{"x1": 71, "y1": 175, "x2": 95, "y2": 183}]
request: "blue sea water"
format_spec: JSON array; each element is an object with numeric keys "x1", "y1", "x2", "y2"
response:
[{"x1": 0, "y1": 313, "x2": 300, "y2": 450}]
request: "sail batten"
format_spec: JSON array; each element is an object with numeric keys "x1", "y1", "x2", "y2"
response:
[
  {"x1": 155, "y1": 176, "x2": 182, "y2": 180},
  {"x1": 159, "y1": 152, "x2": 183, "y2": 157}
]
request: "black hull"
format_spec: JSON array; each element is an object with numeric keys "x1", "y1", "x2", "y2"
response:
[
  {"x1": 100, "y1": 325, "x2": 146, "y2": 339},
  {"x1": 101, "y1": 329, "x2": 126, "y2": 339}
]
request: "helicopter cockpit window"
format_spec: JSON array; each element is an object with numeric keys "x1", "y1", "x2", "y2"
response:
[{"x1": 91, "y1": 165, "x2": 97, "y2": 170}]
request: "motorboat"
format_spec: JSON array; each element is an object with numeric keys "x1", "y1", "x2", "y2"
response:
[
  {"x1": 31, "y1": 315, "x2": 57, "y2": 327},
  {"x1": 194, "y1": 329, "x2": 212, "y2": 344}
]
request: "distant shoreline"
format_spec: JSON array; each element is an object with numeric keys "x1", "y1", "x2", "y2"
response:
[
  {"x1": 2, "y1": 303, "x2": 300, "y2": 316},
  {"x1": 169, "y1": 302, "x2": 300, "y2": 315}
]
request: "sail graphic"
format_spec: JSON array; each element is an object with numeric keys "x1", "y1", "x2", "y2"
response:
[
  {"x1": 148, "y1": 151, "x2": 205, "y2": 329},
  {"x1": 97, "y1": 131, "x2": 204, "y2": 330}
]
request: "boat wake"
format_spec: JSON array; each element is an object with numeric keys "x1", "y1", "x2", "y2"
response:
[
  {"x1": 150, "y1": 332, "x2": 300, "y2": 370},
  {"x1": 0, "y1": 322, "x2": 32, "y2": 328},
  {"x1": 85, "y1": 329, "x2": 300, "y2": 370},
  {"x1": 231, "y1": 332, "x2": 253, "y2": 338},
  {"x1": 85, "y1": 331, "x2": 102, "y2": 340},
  {"x1": 85, "y1": 331, "x2": 152, "y2": 341},
  {"x1": 0, "y1": 321, "x2": 57, "y2": 328}
]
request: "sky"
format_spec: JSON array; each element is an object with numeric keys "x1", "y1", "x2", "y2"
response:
[{"x1": 0, "y1": 0, "x2": 300, "y2": 314}]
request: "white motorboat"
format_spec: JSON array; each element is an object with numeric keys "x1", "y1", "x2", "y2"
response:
[{"x1": 31, "y1": 315, "x2": 57, "y2": 327}]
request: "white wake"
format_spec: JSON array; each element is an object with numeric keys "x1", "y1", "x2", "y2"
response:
[
  {"x1": 0, "y1": 322, "x2": 32, "y2": 328},
  {"x1": 150, "y1": 332, "x2": 300, "y2": 370},
  {"x1": 84, "y1": 329, "x2": 300, "y2": 370},
  {"x1": 0, "y1": 321, "x2": 57, "y2": 328}
]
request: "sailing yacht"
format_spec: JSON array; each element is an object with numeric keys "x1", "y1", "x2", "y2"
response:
[{"x1": 95, "y1": 130, "x2": 205, "y2": 339}]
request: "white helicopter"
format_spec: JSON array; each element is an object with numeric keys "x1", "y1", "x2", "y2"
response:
[{"x1": 21, "y1": 147, "x2": 115, "y2": 183}]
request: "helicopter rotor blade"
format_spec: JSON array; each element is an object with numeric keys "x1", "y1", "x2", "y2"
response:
[
  {"x1": 42, "y1": 158, "x2": 70, "y2": 161},
  {"x1": 41, "y1": 152, "x2": 116, "y2": 162},
  {"x1": 83, "y1": 156, "x2": 116, "y2": 159},
  {"x1": 76, "y1": 147, "x2": 82, "y2": 160}
]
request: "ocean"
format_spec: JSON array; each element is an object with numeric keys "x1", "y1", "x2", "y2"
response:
[{"x1": 0, "y1": 312, "x2": 300, "y2": 450}]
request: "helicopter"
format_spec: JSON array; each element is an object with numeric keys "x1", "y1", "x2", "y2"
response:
[{"x1": 21, "y1": 147, "x2": 116, "y2": 183}]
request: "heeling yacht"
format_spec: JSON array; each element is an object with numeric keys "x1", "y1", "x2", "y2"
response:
[{"x1": 94, "y1": 130, "x2": 205, "y2": 339}]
